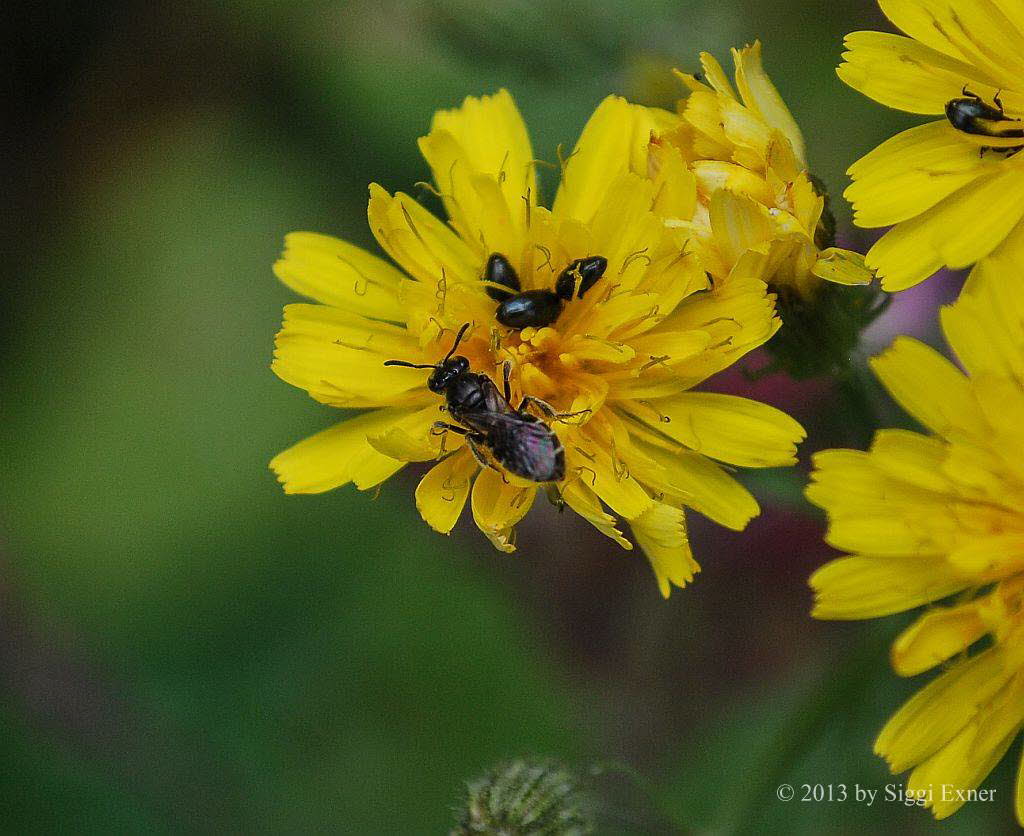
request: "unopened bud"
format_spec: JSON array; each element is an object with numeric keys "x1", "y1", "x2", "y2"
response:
[{"x1": 451, "y1": 759, "x2": 594, "y2": 835}]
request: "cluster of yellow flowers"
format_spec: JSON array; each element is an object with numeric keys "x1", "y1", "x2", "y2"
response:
[{"x1": 268, "y1": 0, "x2": 1024, "y2": 824}]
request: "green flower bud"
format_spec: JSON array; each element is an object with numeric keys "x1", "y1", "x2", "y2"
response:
[{"x1": 451, "y1": 759, "x2": 594, "y2": 835}]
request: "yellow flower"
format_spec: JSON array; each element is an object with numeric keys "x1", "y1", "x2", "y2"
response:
[
  {"x1": 806, "y1": 251, "x2": 1024, "y2": 820},
  {"x1": 642, "y1": 42, "x2": 879, "y2": 379},
  {"x1": 270, "y1": 90, "x2": 805, "y2": 597},
  {"x1": 648, "y1": 41, "x2": 872, "y2": 299},
  {"x1": 839, "y1": 0, "x2": 1024, "y2": 290}
]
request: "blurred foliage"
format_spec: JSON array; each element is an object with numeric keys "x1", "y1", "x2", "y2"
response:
[{"x1": 1, "y1": 0, "x2": 1013, "y2": 832}]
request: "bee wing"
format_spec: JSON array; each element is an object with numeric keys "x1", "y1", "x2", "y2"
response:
[
  {"x1": 478, "y1": 375, "x2": 510, "y2": 414},
  {"x1": 488, "y1": 414, "x2": 564, "y2": 483}
]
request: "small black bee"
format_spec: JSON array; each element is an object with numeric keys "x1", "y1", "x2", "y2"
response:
[
  {"x1": 945, "y1": 88, "x2": 1024, "y2": 154},
  {"x1": 483, "y1": 253, "x2": 608, "y2": 330},
  {"x1": 383, "y1": 323, "x2": 569, "y2": 482}
]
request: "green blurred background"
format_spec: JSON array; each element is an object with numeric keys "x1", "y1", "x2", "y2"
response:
[{"x1": 2, "y1": 0, "x2": 1015, "y2": 832}]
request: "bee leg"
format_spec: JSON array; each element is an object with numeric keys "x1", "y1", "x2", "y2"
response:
[
  {"x1": 502, "y1": 361, "x2": 512, "y2": 403},
  {"x1": 995, "y1": 90, "x2": 1005, "y2": 113},
  {"x1": 518, "y1": 395, "x2": 591, "y2": 425},
  {"x1": 544, "y1": 483, "x2": 566, "y2": 512},
  {"x1": 517, "y1": 394, "x2": 558, "y2": 418},
  {"x1": 431, "y1": 421, "x2": 468, "y2": 436},
  {"x1": 466, "y1": 434, "x2": 502, "y2": 476},
  {"x1": 554, "y1": 408, "x2": 592, "y2": 425}
]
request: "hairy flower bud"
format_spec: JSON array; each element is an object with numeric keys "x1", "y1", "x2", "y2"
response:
[{"x1": 451, "y1": 759, "x2": 594, "y2": 835}]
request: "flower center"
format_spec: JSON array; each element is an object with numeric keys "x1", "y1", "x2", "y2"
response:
[{"x1": 501, "y1": 325, "x2": 572, "y2": 405}]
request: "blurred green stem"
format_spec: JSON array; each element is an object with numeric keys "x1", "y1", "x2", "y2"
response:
[
  {"x1": 590, "y1": 760, "x2": 690, "y2": 834},
  {"x1": 836, "y1": 356, "x2": 881, "y2": 449},
  {"x1": 720, "y1": 626, "x2": 893, "y2": 835}
]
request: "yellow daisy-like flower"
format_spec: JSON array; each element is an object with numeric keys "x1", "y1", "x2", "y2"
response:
[
  {"x1": 806, "y1": 251, "x2": 1024, "y2": 821},
  {"x1": 649, "y1": 41, "x2": 872, "y2": 298},
  {"x1": 840, "y1": 0, "x2": 1024, "y2": 290},
  {"x1": 641, "y1": 42, "x2": 879, "y2": 379},
  {"x1": 270, "y1": 90, "x2": 805, "y2": 596}
]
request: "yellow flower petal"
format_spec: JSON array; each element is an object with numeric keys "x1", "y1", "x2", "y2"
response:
[
  {"x1": 698, "y1": 50, "x2": 738, "y2": 99},
  {"x1": 644, "y1": 392, "x2": 805, "y2": 467},
  {"x1": 634, "y1": 276, "x2": 777, "y2": 391},
  {"x1": 629, "y1": 330, "x2": 712, "y2": 365},
  {"x1": 423, "y1": 91, "x2": 534, "y2": 218},
  {"x1": 906, "y1": 679, "x2": 1024, "y2": 819},
  {"x1": 630, "y1": 438, "x2": 760, "y2": 530},
  {"x1": 941, "y1": 258, "x2": 1024, "y2": 379},
  {"x1": 560, "y1": 479, "x2": 632, "y2": 549},
  {"x1": 271, "y1": 304, "x2": 432, "y2": 408},
  {"x1": 577, "y1": 444, "x2": 657, "y2": 521},
  {"x1": 877, "y1": 0, "x2": 978, "y2": 64},
  {"x1": 869, "y1": 429, "x2": 954, "y2": 494},
  {"x1": 367, "y1": 404, "x2": 449, "y2": 462},
  {"x1": 864, "y1": 222, "x2": 945, "y2": 292},
  {"x1": 869, "y1": 337, "x2": 981, "y2": 439},
  {"x1": 866, "y1": 168, "x2": 1024, "y2": 290},
  {"x1": 948, "y1": 534, "x2": 1024, "y2": 578},
  {"x1": 810, "y1": 555, "x2": 969, "y2": 619},
  {"x1": 367, "y1": 184, "x2": 478, "y2": 285},
  {"x1": 810, "y1": 248, "x2": 874, "y2": 285},
  {"x1": 418, "y1": 89, "x2": 535, "y2": 257},
  {"x1": 681, "y1": 90, "x2": 734, "y2": 160},
  {"x1": 583, "y1": 173, "x2": 664, "y2": 286},
  {"x1": 846, "y1": 121, "x2": 985, "y2": 228},
  {"x1": 718, "y1": 98, "x2": 776, "y2": 167},
  {"x1": 273, "y1": 232, "x2": 405, "y2": 320},
  {"x1": 892, "y1": 600, "x2": 988, "y2": 675},
  {"x1": 470, "y1": 467, "x2": 535, "y2": 553},
  {"x1": 838, "y1": 31, "x2": 987, "y2": 115},
  {"x1": 630, "y1": 502, "x2": 699, "y2": 597},
  {"x1": 270, "y1": 407, "x2": 422, "y2": 494},
  {"x1": 875, "y1": 648, "x2": 1011, "y2": 772},
  {"x1": 552, "y1": 96, "x2": 656, "y2": 225},
  {"x1": 693, "y1": 160, "x2": 774, "y2": 206},
  {"x1": 731, "y1": 41, "x2": 806, "y2": 165},
  {"x1": 708, "y1": 188, "x2": 773, "y2": 269},
  {"x1": 1016, "y1": 742, "x2": 1024, "y2": 828},
  {"x1": 415, "y1": 448, "x2": 476, "y2": 534},
  {"x1": 806, "y1": 447, "x2": 958, "y2": 523},
  {"x1": 649, "y1": 142, "x2": 698, "y2": 220},
  {"x1": 922, "y1": 0, "x2": 1024, "y2": 90}
]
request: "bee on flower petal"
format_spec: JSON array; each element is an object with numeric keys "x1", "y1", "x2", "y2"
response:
[
  {"x1": 269, "y1": 89, "x2": 805, "y2": 594},
  {"x1": 945, "y1": 88, "x2": 1024, "y2": 156},
  {"x1": 839, "y1": 2, "x2": 1024, "y2": 289},
  {"x1": 484, "y1": 252, "x2": 609, "y2": 330},
  {"x1": 384, "y1": 323, "x2": 570, "y2": 483}
]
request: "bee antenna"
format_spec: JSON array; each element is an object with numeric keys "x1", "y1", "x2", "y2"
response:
[
  {"x1": 444, "y1": 322, "x2": 472, "y2": 362},
  {"x1": 383, "y1": 360, "x2": 436, "y2": 369}
]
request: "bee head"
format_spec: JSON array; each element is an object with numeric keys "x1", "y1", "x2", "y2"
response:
[{"x1": 427, "y1": 355, "x2": 469, "y2": 393}]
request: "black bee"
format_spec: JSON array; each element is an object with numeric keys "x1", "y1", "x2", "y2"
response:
[
  {"x1": 945, "y1": 88, "x2": 1024, "y2": 154},
  {"x1": 383, "y1": 323, "x2": 568, "y2": 482},
  {"x1": 483, "y1": 253, "x2": 608, "y2": 330}
]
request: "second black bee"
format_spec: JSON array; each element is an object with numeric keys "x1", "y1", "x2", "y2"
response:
[{"x1": 484, "y1": 253, "x2": 607, "y2": 330}]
